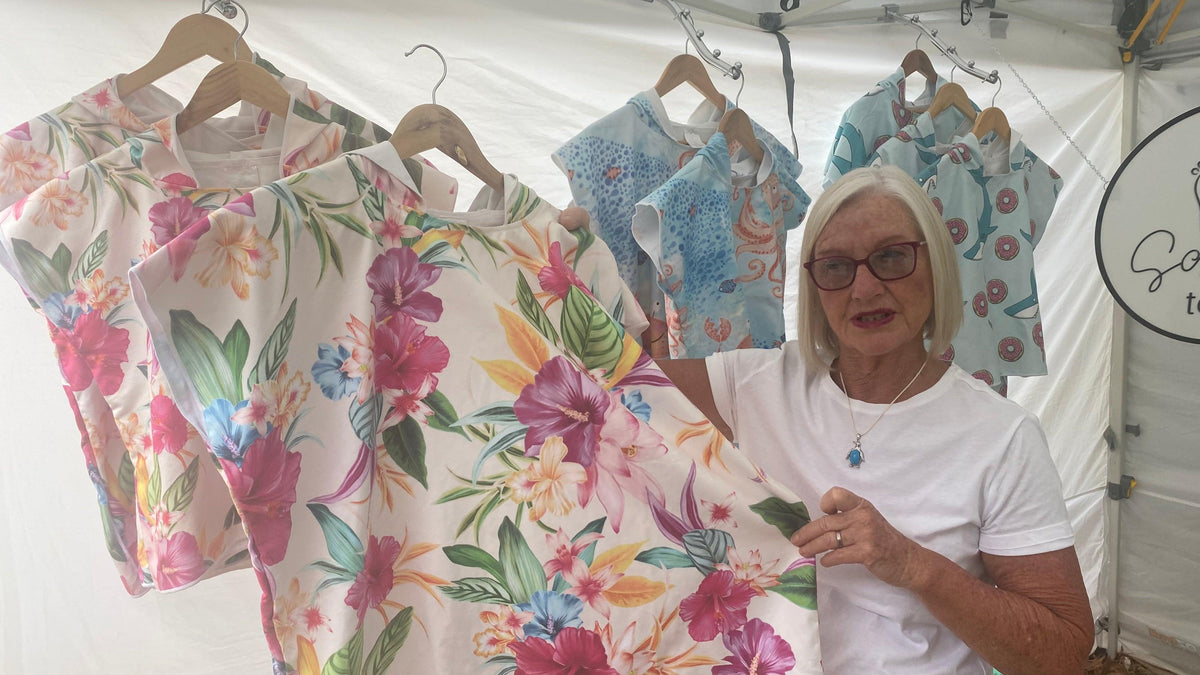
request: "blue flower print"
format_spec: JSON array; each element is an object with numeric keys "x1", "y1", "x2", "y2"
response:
[
  {"x1": 311, "y1": 343, "x2": 360, "y2": 400},
  {"x1": 43, "y1": 292, "x2": 83, "y2": 329},
  {"x1": 518, "y1": 590, "x2": 584, "y2": 641},
  {"x1": 621, "y1": 390, "x2": 652, "y2": 423},
  {"x1": 203, "y1": 398, "x2": 262, "y2": 466}
]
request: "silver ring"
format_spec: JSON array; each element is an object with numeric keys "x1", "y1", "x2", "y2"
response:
[{"x1": 835, "y1": 530, "x2": 844, "y2": 549}]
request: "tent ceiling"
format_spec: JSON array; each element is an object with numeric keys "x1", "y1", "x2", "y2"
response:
[{"x1": 663, "y1": 0, "x2": 1200, "y2": 64}]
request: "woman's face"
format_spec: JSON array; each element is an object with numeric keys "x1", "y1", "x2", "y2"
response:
[{"x1": 812, "y1": 193, "x2": 934, "y2": 361}]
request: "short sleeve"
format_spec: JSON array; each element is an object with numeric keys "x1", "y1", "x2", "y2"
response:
[
  {"x1": 979, "y1": 415, "x2": 1075, "y2": 556},
  {"x1": 705, "y1": 346, "x2": 791, "y2": 444}
]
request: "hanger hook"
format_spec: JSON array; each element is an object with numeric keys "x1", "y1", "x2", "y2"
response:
[
  {"x1": 915, "y1": 31, "x2": 923, "y2": 50},
  {"x1": 949, "y1": 63, "x2": 958, "y2": 83},
  {"x1": 734, "y1": 66, "x2": 746, "y2": 108},
  {"x1": 405, "y1": 44, "x2": 448, "y2": 106},
  {"x1": 991, "y1": 75, "x2": 1003, "y2": 107},
  {"x1": 203, "y1": 0, "x2": 249, "y2": 60}
]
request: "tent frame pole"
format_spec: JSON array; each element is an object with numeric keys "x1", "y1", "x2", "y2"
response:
[{"x1": 1103, "y1": 55, "x2": 1139, "y2": 658}]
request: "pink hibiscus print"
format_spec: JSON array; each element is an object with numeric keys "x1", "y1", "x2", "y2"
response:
[
  {"x1": 150, "y1": 393, "x2": 191, "y2": 455},
  {"x1": 366, "y1": 247, "x2": 443, "y2": 322},
  {"x1": 537, "y1": 241, "x2": 592, "y2": 300},
  {"x1": 543, "y1": 527, "x2": 602, "y2": 580},
  {"x1": 48, "y1": 310, "x2": 130, "y2": 396},
  {"x1": 149, "y1": 196, "x2": 209, "y2": 247},
  {"x1": 374, "y1": 313, "x2": 450, "y2": 394},
  {"x1": 148, "y1": 531, "x2": 207, "y2": 590},
  {"x1": 510, "y1": 627, "x2": 618, "y2": 675},
  {"x1": 679, "y1": 570, "x2": 756, "y2": 642},
  {"x1": 713, "y1": 619, "x2": 795, "y2": 675},
  {"x1": 220, "y1": 428, "x2": 301, "y2": 566},
  {"x1": 514, "y1": 356, "x2": 609, "y2": 466},
  {"x1": 344, "y1": 534, "x2": 402, "y2": 624}
]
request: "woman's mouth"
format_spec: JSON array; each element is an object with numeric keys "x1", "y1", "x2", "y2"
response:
[{"x1": 851, "y1": 309, "x2": 895, "y2": 328}]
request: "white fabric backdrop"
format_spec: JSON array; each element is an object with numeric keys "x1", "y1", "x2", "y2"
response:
[{"x1": 0, "y1": 0, "x2": 1124, "y2": 672}]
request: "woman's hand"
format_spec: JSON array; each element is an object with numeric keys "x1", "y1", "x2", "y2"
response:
[{"x1": 790, "y1": 486, "x2": 930, "y2": 590}]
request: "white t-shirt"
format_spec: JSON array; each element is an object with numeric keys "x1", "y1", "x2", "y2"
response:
[{"x1": 706, "y1": 342, "x2": 1075, "y2": 674}]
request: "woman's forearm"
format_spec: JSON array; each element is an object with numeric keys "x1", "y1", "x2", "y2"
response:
[{"x1": 906, "y1": 547, "x2": 1092, "y2": 675}]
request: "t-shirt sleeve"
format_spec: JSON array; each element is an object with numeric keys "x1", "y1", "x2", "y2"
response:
[
  {"x1": 978, "y1": 414, "x2": 1075, "y2": 556},
  {"x1": 705, "y1": 346, "x2": 792, "y2": 444}
]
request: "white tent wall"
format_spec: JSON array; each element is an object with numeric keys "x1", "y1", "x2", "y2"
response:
[{"x1": 0, "y1": 0, "x2": 1155, "y2": 672}]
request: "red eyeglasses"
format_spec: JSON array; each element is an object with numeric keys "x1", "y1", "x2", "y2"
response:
[{"x1": 803, "y1": 241, "x2": 927, "y2": 291}]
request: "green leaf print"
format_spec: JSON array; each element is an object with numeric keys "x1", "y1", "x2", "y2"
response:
[
  {"x1": 439, "y1": 577, "x2": 514, "y2": 604},
  {"x1": 443, "y1": 544, "x2": 507, "y2": 582},
  {"x1": 117, "y1": 452, "x2": 135, "y2": 502},
  {"x1": 498, "y1": 517, "x2": 545, "y2": 604},
  {"x1": 634, "y1": 547, "x2": 695, "y2": 570},
  {"x1": 169, "y1": 310, "x2": 240, "y2": 406},
  {"x1": 561, "y1": 285, "x2": 623, "y2": 372},
  {"x1": 12, "y1": 239, "x2": 71, "y2": 301},
  {"x1": 246, "y1": 298, "x2": 297, "y2": 388},
  {"x1": 50, "y1": 243, "x2": 71, "y2": 279},
  {"x1": 321, "y1": 626, "x2": 364, "y2": 675},
  {"x1": 71, "y1": 230, "x2": 109, "y2": 284},
  {"x1": 362, "y1": 606, "x2": 414, "y2": 675},
  {"x1": 147, "y1": 455, "x2": 163, "y2": 510},
  {"x1": 222, "y1": 321, "x2": 250, "y2": 401},
  {"x1": 383, "y1": 416, "x2": 428, "y2": 489},
  {"x1": 451, "y1": 402, "x2": 517, "y2": 428},
  {"x1": 515, "y1": 272, "x2": 558, "y2": 345},
  {"x1": 749, "y1": 497, "x2": 811, "y2": 540},
  {"x1": 682, "y1": 529, "x2": 734, "y2": 575},
  {"x1": 767, "y1": 564, "x2": 817, "y2": 610},
  {"x1": 471, "y1": 424, "x2": 527, "y2": 485},
  {"x1": 569, "y1": 225, "x2": 596, "y2": 269},
  {"x1": 349, "y1": 393, "x2": 382, "y2": 445},
  {"x1": 307, "y1": 504, "x2": 366, "y2": 574},
  {"x1": 162, "y1": 457, "x2": 201, "y2": 514},
  {"x1": 423, "y1": 389, "x2": 467, "y2": 438}
]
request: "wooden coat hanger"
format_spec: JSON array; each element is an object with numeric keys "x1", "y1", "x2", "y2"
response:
[
  {"x1": 971, "y1": 107, "x2": 1011, "y2": 143},
  {"x1": 389, "y1": 105, "x2": 505, "y2": 194},
  {"x1": 389, "y1": 45, "x2": 504, "y2": 193},
  {"x1": 717, "y1": 109, "x2": 763, "y2": 163},
  {"x1": 175, "y1": 61, "x2": 292, "y2": 133},
  {"x1": 116, "y1": 14, "x2": 252, "y2": 99},
  {"x1": 654, "y1": 54, "x2": 727, "y2": 109},
  {"x1": 926, "y1": 82, "x2": 976, "y2": 121},
  {"x1": 174, "y1": 3, "x2": 291, "y2": 134},
  {"x1": 900, "y1": 48, "x2": 938, "y2": 82}
]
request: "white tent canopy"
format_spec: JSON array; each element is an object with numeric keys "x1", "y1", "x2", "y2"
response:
[{"x1": 0, "y1": 1, "x2": 1195, "y2": 672}]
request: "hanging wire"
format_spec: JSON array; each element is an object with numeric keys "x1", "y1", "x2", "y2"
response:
[
  {"x1": 968, "y1": 19, "x2": 1111, "y2": 186},
  {"x1": 404, "y1": 44, "x2": 448, "y2": 105},
  {"x1": 202, "y1": 0, "x2": 249, "y2": 59}
]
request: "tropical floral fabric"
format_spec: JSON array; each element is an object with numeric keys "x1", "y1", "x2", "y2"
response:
[
  {"x1": 922, "y1": 131, "x2": 1062, "y2": 382},
  {"x1": 0, "y1": 68, "x2": 397, "y2": 595},
  {"x1": 130, "y1": 142, "x2": 821, "y2": 674},
  {"x1": 553, "y1": 90, "x2": 809, "y2": 355},
  {"x1": 823, "y1": 67, "x2": 948, "y2": 188},
  {"x1": 0, "y1": 101, "x2": 453, "y2": 595},
  {"x1": 631, "y1": 131, "x2": 798, "y2": 357}
]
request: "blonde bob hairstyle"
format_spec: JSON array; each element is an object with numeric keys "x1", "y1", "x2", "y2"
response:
[{"x1": 797, "y1": 165, "x2": 962, "y2": 370}]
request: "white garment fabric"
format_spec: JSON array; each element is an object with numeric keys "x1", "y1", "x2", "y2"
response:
[{"x1": 705, "y1": 342, "x2": 1075, "y2": 674}]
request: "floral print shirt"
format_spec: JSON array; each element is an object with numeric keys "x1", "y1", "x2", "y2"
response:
[
  {"x1": 0, "y1": 101, "x2": 452, "y2": 596},
  {"x1": 923, "y1": 131, "x2": 1062, "y2": 382},
  {"x1": 553, "y1": 90, "x2": 809, "y2": 353},
  {"x1": 823, "y1": 67, "x2": 948, "y2": 188},
  {"x1": 631, "y1": 132, "x2": 798, "y2": 357},
  {"x1": 130, "y1": 142, "x2": 821, "y2": 674},
  {"x1": 0, "y1": 68, "x2": 398, "y2": 595}
]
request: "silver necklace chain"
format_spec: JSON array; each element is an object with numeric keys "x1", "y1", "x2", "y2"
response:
[{"x1": 838, "y1": 358, "x2": 929, "y2": 466}]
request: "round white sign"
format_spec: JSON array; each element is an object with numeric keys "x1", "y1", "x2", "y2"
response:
[{"x1": 1097, "y1": 106, "x2": 1200, "y2": 344}]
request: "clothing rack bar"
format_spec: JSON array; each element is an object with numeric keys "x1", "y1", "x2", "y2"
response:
[
  {"x1": 645, "y1": 0, "x2": 744, "y2": 80},
  {"x1": 884, "y1": 5, "x2": 1000, "y2": 84}
]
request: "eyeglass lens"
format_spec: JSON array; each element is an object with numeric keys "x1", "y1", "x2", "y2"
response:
[{"x1": 808, "y1": 243, "x2": 920, "y2": 290}]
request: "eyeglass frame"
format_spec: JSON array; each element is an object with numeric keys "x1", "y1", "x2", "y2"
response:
[{"x1": 802, "y1": 240, "x2": 928, "y2": 291}]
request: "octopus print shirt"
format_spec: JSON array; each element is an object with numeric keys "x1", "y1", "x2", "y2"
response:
[
  {"x1": 130, "y1": 141, "x2": 822, "y2": 674},
  {"x1": 632, "y1": 132, "x2": 799, "y2": 357}
]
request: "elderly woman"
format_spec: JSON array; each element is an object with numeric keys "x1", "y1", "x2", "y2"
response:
[{"x1": 657, "y1": 165, "x2": 1092, "y2": 674}]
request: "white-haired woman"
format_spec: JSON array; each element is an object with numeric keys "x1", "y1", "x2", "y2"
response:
[{"x1": 657, "y1": 165, "x2": 1092, "y2": 674}]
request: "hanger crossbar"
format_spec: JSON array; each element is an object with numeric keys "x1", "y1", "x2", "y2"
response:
[
  {"x1": 645, "y1": 0, "x2": 743, "y2": 81},
  {"x1": 884, "y1": 6, "x2": 1000, "y2": 84}
]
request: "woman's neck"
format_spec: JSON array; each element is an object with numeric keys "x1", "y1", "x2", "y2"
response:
[{"x1": 835, "y1": 347, "x2": 945, "y2": 404}]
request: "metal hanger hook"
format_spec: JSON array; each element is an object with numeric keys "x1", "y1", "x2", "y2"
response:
[
  {"x1": 991, "y1": 75, "x2": 1003, "y2": 107},
  {"x1": 949, "y1": 63, "x2": 958, "y2": 83},
  {"x1": 203, "y1": 0, "x2": 249, "y2": 60},
  {"x1": 404, "y1": 44, "x2": 448, "y2": 106},
  {"x1": 734, "y1": 67, "x2": 746, "y2": 107}
]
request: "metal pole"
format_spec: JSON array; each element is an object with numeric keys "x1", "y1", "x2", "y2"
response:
[{"x1": 1103, "y1": 54, "x2": 1139, "y2": 658}]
